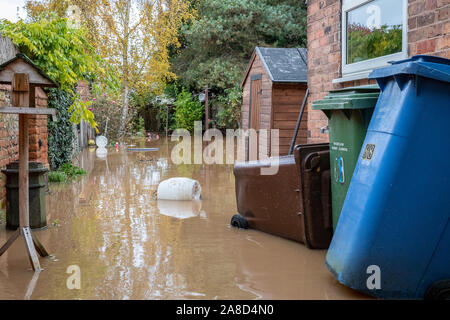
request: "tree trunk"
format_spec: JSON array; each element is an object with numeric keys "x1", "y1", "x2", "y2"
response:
[
  {"x1": 119, "y1": 0, "x2": 131, "y2": 138},
  {"x1": 120, "y1": 81, "x2": 129, "y2": 137}
]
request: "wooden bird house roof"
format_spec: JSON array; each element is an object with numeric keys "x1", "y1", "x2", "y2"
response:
[{"x1": 0, "y1": 53, "x2": 57, "y2": 87}]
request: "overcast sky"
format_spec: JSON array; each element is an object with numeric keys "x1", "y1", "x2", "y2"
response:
[{"x1": 0, "y1": 0, "x2": 27, "y2": 22}]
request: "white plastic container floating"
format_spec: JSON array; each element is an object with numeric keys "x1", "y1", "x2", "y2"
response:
[
  {"x1": 96, "y1": 135, "x2": 108, "y2": 148},
  {"x1": 157, "y1": 178, "x2": 202, "y2": 201},
  {"x1": 157, "y1": 200, "x2": 202, "y2": 220}
]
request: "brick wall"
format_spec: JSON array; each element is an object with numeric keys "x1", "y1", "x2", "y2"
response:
[
  {"x1": 408, "y1": 0, "x2": 449, "y2": 57},
  {"x1": 306, "y1": 0, "x2": 449, "y2": 143},
  {"x1": 0, "y1": 85, "x2": 49, "y2": 211}
]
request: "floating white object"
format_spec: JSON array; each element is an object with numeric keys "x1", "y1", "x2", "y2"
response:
[
  {"x1": 96, "y1": 147, "x2": 108, "y2": 158},
  {"x1": 157, "y1": 178, "x2": 202, "y2": 201},
  {"x1": 157, "y1": 200, "x2": 202, "y2": 220},
  {"x1": 96, "y1": 136, "x2": 108, "y2": 148}
]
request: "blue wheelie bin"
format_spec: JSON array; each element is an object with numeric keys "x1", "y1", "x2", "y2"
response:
[{"x1": 325, "y1": 55, "x2": 450, "y2": 299}]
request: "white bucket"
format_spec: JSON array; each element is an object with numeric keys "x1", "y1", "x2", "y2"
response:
[{"x1": 157, "y1": 178, "x2": 202, "y2": 201}]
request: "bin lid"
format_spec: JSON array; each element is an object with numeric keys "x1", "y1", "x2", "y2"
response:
[
  {"x1": 312, "y1": 85, "x2": 380, "y2": 110},
  {"x1": 1, "y1": 161, "x2": 49, "y2": 173},
  {"x1": 369, "y1": 55, "x2": 450, "y2": 84}
]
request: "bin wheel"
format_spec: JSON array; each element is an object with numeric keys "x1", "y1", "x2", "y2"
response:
[
  {"x1": 425, "y1": 280, "x2": 450, "y2": 300},
  {"x1": 230, "y1": 214, "x2": 249, "y2": 229}
]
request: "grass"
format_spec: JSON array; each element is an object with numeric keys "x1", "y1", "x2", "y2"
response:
[{"x1": 48, "y1": 163, "x2": 86, "y2": 183}]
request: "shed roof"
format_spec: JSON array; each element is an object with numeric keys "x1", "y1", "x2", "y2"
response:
[
  {"x1": 0, "y1": 53, "x2": 57, "y2": 87},
  {"x1": 241, "y1": 47, "x2": 307, "y2": 87}
]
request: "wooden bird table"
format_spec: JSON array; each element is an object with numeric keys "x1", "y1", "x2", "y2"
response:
[{"x1": 0, "y1": 53, "x2": 57, "y2": 271}]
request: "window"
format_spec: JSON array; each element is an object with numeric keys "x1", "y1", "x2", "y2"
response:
[{"x1": 341, "y1": 0, "x2": 408, "y2": 78}]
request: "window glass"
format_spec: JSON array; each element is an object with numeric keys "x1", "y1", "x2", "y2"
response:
[{"x1": 346, "y1": 0, "x2": 403, "y2": 64}]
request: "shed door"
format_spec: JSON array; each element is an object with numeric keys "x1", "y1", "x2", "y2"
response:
[
  {"x1": 248, "y1": 74, "x2": 262, "y2": 160},
  {"x1": 249, "y1": 76, "x2": 262, "y2": 130}
]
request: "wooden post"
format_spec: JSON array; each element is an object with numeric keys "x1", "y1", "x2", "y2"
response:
[
  {"x1": 18, "y1": 94, "x2": 42, "y2": 271},
  {"x1": 205, "y1": 87, "x2": 209, "y2": 130},
  {"x1": 166, "y1": 105, "x2": 169, "y2": 139},
  {"x1": 19, "y1": 114, "x2": 29, "y2": 228}
]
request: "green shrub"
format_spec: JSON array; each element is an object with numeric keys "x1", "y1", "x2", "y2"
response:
[
  {"x1": 48, "y1": 163, "x2": 86, "y2": 183},
  {"x1": 173, "y1": 88, "x2": 204, "y2": 131},
  {"x1": 212, "y1": 86, "x2": 242, "y2": 130},
  {"x1": 136, "y1": 117, "x2": 146, "y2": 136},
  {"x1": 60, "y1": 163, "x2": 86, "y2": 178},
  {"x1": 48, "y1": 171, "x2": 68, "y2": 183}
]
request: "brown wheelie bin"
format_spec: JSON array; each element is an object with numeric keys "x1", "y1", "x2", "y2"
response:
[{"x1": 231, "y1": 143, "x2": 332, "y2": 249}]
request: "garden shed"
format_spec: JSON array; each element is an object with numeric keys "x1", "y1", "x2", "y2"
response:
[{"x1": 241, "y1": 47, "x2": 308, "y2": 160}]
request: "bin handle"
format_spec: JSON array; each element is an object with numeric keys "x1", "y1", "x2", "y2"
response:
[{"x1": 288, "y1": 88, "x2": 309, "y2": 155}]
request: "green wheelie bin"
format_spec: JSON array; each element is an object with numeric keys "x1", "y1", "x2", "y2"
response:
[{"x1": 312, "y1": 85, "x2": 379, "y2": 230}]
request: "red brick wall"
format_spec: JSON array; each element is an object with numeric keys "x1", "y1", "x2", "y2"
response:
[
  {"x1": 307, "y1": 0, "x2": 343, "y2": 143},
  {"x1": 29, "y1": 88, "x2": 49, "y2": 166},
  {"x1": 77, "y1": 80, "x2": 91, "y2": 102},
  {"x1": 408, "y1": 0, "x2": 449, "y2": 57},
  {"x1": 306, "y1": 0, "x2": 449, "y2": 143},
  {"x1": 0, "y1": 85, "x2": 49, "y2": 211}
]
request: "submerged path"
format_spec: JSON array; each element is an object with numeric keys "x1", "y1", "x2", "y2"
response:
[{"x1": 0, "y1": 139, "x2": 369, "y2": 300}]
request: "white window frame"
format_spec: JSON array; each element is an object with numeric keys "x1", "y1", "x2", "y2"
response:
[{"x1": 340, "y1": 0, "x2": 408, "y2": 77}]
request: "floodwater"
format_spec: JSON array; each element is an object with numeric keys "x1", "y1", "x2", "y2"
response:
[{"x1": 0, "y1": 138, "x2": 370, "y2": 300}]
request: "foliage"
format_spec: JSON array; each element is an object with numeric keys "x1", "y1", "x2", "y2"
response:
[
  {"x1": 91, "y1": 96, "x2": 127, "y2": 144},
  {"x1": 347, "y1": 24, "x2": 403, "y2": 64},
  {"x1": 0, "y1": 16, "x2": 119, "y2": 129},
  {"x1": 171, "y1": 0, "x2": 307, "y2": 129},
  {"x1": 173, "y1": 88, "x2": 203, "y2": 131},
  {"x1": 60, "y1": 163, "x2": 86, "y2": 177},
  {"x1": 48, "y1": 163, "x2": 86, "y2": 183},
  {"x1": 212, "y1": 85, "x2": 242, "y2": 130},
  {"x1": 48, "y1": 170, "x2": 68, "y2": 182},
  {"x1": 26, "y1": 0, "x2": 195, "y2": 136},
  {"x1": 135, "y1": 117, "x2": 146, "y2": 136},
  {"x1": 129, "y1": 84, "x2": 178, "y2": 134},
  {"x1": 47, "y1": 88, "x2": 74, "y2": 170}
]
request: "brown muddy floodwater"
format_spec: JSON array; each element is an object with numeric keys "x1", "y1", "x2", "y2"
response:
[{"x1": 0, "y1": 138, "x2": 369, "y2": 300}]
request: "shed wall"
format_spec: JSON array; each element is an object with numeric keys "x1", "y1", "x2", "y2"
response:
[
  {"x1": 272, "y1": 83, "x2": 308, "y2": 155},
  {"x1": 242, "y1": 53, "x2": 273, "y2": 159}
]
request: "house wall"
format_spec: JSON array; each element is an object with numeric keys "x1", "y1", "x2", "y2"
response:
[
  {"x1": 272, "y1": 83, "x2": 308, "y2": 155},
  {"x1": 307, "y1": 0, "x2": 449, "y2": 144}
]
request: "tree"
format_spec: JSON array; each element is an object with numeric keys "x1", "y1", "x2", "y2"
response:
[
  {"x1": 171, "y1": 0, "x2": 307, "y2": 129},
  {"x1": 26, "y1": 0, "x2": 194, "y2": 137},
  {"x1": 173, "y1": 88, "x2": 203, "y2": 131},
  {"x1": 0, "y1": 16, "x2": 118, "y2": 129}
]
